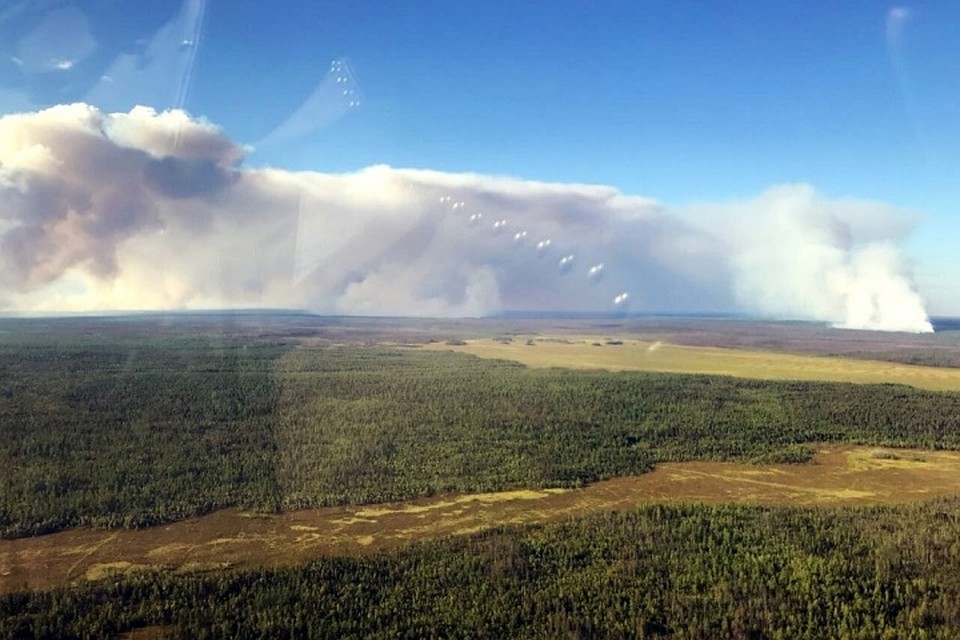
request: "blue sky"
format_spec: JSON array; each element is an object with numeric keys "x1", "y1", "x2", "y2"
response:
[
  {"x1": 198, "y1": 1, "x2": 958, "y2": 307},
  {"x1": 187, "y1": 1, "x2": 957, "y2": 197},
  {"x1": 1, "y1": 1, "x2": 958, "y2": 316}
]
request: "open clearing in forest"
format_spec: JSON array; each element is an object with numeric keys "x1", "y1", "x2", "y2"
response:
[
  {"x1": 4, "y1": 445, "x2": 960, "y2": 593},
  {"x1": 420, "y1": 337, "x2": 960, "y2": 392}
]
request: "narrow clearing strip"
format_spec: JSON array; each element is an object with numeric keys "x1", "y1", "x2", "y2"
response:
[
  {"x1": 2, "y1": 446, "x2": 959, "y2": 593},
  {"x1": 419, "y1": 337, "x2": 960, "y2": 391}
]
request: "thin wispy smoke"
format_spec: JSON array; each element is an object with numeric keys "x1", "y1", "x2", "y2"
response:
[{"x1": 0, "y1": 104, "x2": 934, "y2": 332}]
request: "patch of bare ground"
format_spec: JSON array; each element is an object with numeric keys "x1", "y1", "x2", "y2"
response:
[
  {"x1": 3, "y1": 446, "x2": 960, "y2": 594},
  {"x1": 117, "y1": 626, "x2": 178, "y2": 639}
]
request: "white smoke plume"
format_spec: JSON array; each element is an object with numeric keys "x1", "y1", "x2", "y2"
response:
[
  {"x1": 0, "y1": 104, "x2": 934, "y2": 332},
  {"x1": 688, "y1": 185, "x2": 933, "y2": 333}
]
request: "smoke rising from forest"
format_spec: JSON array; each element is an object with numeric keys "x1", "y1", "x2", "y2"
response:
[{"x1": 0, "y1": 104, "x2": 933, "y2": 332}]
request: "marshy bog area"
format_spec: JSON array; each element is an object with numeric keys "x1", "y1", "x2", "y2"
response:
[{"x1": 3, "y1": 445, "x2": 960, "y2": 594}]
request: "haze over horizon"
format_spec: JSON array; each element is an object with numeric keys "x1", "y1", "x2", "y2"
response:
[{"x1": 2, "y1": 1, "x2": 958, "y2": 333}]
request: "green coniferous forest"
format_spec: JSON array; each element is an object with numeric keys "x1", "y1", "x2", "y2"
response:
[
  {"x1": 5, "y1": 503, "x2": 960, "y2": 638},
  {"x1": 3, "y1": 318, "x2": 960, "y2": 637}
]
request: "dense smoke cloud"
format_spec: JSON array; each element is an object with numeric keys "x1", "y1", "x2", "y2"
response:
[
  {"x1": 688, "y1": 185, "x2": 933, "y2": 333},
  {"x1": 0, "y1": 104, "x2": 934, "y2": 332}
]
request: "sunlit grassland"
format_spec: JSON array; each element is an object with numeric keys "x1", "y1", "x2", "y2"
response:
[{"x1": 422, "y1": 336, "x2": 960, "y2": 391}]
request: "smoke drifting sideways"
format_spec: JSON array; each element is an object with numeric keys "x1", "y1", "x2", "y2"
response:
[{"x1": 0, "y1": 104, "x2": 935, "y2": 333}]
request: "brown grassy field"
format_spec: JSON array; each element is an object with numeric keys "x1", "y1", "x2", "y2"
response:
[
  {"x1": 4, "y1": 445, "x2": 960, "y2": 594},
  {"x1": 420, "y1": 337, "x2": 960, "y2": 391}
]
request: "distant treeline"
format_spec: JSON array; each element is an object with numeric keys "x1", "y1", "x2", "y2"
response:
[
  {"x1": 4, "y1": 501, "x2": 960, "y2": 638},
  {"x1": 4, "y1": 334, "x2": 960, "y2": 538}
]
